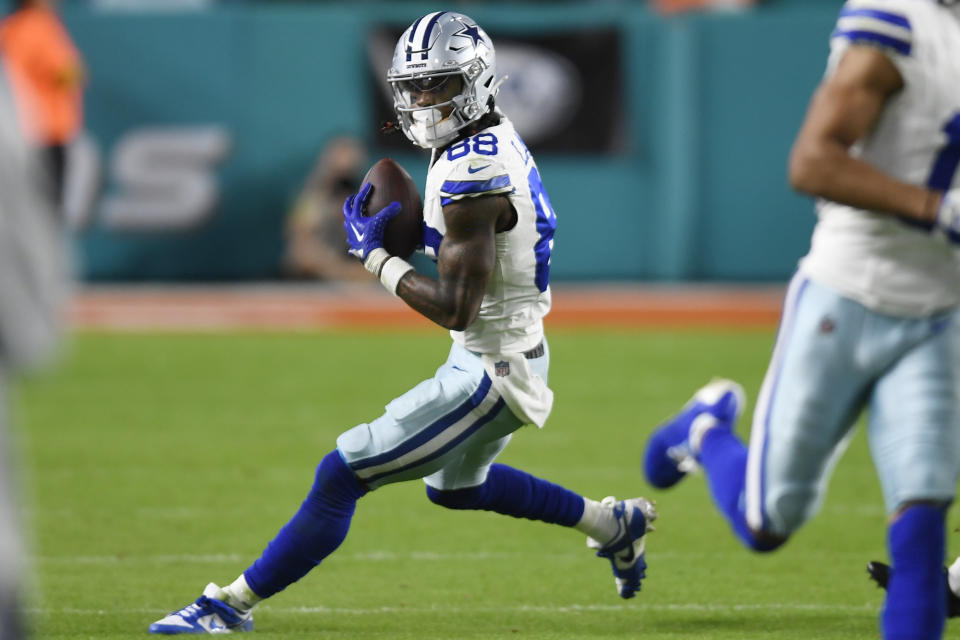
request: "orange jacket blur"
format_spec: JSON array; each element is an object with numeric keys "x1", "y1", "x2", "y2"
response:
[
  {"x1": 0, "y1": 6, "x2": 83, "y2": 145},
  {"x1": 652, "y1": 0, "x2": 756, "y2": 14}
]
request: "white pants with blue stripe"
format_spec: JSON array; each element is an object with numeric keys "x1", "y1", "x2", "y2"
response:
[
  {"x1": 745, "y1": 274, "x2": 960, "y2": 536},
  {"x1": 336, "y1": 341, "x2": 549, "y2": 490}
]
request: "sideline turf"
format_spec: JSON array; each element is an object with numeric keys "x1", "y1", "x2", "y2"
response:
[{"x1": 13, "y1": 330, "x2": 918, "y2": 638}]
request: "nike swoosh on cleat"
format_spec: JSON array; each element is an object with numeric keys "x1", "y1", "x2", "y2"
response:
[
  {"x1": 467, "y1": 165, "x2": 491, "y2": 174},
  {"x1": 200, "y1": 615, "x2": 224, "y2": 632}
]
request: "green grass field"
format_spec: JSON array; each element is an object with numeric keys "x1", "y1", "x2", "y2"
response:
[{"x1": 12, "y1": 328, "x2": 942, "y2": 639}]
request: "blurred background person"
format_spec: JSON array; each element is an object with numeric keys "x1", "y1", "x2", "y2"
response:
[
  {"x1": 283, "y1": 135, "x2": 371, "y2": 282},
  {"x1": 0, "y1": 0, "x2": 85, "y2": 214},
  {"x1": 0, "y1": 67, "x2": 69, "y2": 640}
]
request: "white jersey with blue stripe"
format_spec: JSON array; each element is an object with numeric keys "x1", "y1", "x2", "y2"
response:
[
  {"x1": 798, "y1": 0, "x2": 960, "y2": 317},
  {"x1": 422, "y1": 115, "x2": 555, "y2": 354}
]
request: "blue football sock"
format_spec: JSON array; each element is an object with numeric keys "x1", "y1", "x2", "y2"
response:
[
  {"x1": 882, "y1": 504, "x2": 946, "y2": 640},
  {"x1": 426, "y1": 463, "x2": 584, "y2": 526},
  {"x1": 243, "y1": 450, "x2": 367, "y2": 598},
  {"x1": 699, "y1": 428, "x2": 780, "y2": 552}
]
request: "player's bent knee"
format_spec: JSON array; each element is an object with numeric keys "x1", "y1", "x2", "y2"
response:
[
  {"x1": 309, "y1": 451, "x2": 368, "y2": 507},
  {"x1": 761, "y1": 492, "x2": 816, "y2": 540},
  {"x1": 426, "y1": 485, "x2": 485, "y2": 510},
  {"x1": 745, "y1": 527, "x2": 788, "y2": 553}
]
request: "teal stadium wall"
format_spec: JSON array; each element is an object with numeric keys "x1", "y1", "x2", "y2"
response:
[{"x1": 57, "y1": 1, "x2": 839, "y2": 281}]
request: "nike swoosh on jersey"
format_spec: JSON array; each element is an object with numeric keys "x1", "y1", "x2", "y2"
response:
[{"x1": 467, "y1": 164, "x2": 492, "y2": 174}]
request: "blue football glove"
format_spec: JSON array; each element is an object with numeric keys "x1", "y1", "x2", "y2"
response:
[{"x1": 342, "y1": 182, "x2": 402, "y2": 260}]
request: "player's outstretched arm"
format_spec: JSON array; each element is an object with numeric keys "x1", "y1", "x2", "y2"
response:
[
  {"x1": 396, "y1": 195, "x2": 511, "y2": 331},
  {"x1": 788, "y1": 46, "x2": 940, "y2": 224}
]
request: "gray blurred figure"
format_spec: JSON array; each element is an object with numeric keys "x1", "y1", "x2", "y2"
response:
[{"x1": 0, "y1": 70, "x2": 68, "y2": 640}]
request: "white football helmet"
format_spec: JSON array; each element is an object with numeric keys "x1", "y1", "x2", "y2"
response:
[{"x1": 387, "y1": 12, "x2": 502, "y2": 149}]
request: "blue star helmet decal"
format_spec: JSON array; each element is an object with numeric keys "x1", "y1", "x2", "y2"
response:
[{"x1": 454, "y1": 23, "x2": 484, "y2": 47}]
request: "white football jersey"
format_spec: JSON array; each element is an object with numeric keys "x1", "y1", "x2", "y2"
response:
[
  {"x1": 799, "y1": 0, "x2": 960, "y2": 316},
  {"x1": 421, "y1": 115, "x2": 555, "y2": 353}
]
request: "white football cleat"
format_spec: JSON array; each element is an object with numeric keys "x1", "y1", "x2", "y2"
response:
[
  {"x1": 587, "y1": 496, "x2": 658, "y2": 599},
  {"x1": 148, "y1": 583, "x2": 253, "y2": 634}
]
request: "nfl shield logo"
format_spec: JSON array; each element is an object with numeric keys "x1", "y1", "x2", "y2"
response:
[{"x1": 494, "y1": 360, "x2": 510, "y2": 377}]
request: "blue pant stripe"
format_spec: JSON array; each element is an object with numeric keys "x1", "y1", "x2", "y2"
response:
[
  {"x1": 362, "y1": 397, "x2": 507, "y2": 485},
  {"x1": 351, "y1": 374, "x2": 493, "y2": 471}
]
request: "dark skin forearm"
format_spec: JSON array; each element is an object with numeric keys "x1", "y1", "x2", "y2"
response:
[
  {"x1": 396, "y1": 233, "x2": 492, "y2": 331},
  {"x1": 395, "y1": 195, "x2": 512, "y2": 331},
  {"x1": 788, "y1": 45, "x2": 941, "y2": 224}
]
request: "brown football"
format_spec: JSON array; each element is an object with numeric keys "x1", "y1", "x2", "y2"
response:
[{"x1": 360, "y1": 158, "x2": 423, "y2": 260}]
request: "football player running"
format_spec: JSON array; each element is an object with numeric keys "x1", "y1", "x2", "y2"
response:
[
  {"x1": 149, "y1": 11, "x2": 656, "y2": 634},
  {"x1": 641, "y1": 1, "x2": 960, "y2": 638}
]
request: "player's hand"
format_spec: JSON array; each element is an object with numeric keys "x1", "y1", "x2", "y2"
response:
[
  {"x1": 936, "y1": 189, "x2": 960, "y2": 242},
  {"x1": 342, "y1": 182, "x2": 402, "y2": 260}
]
